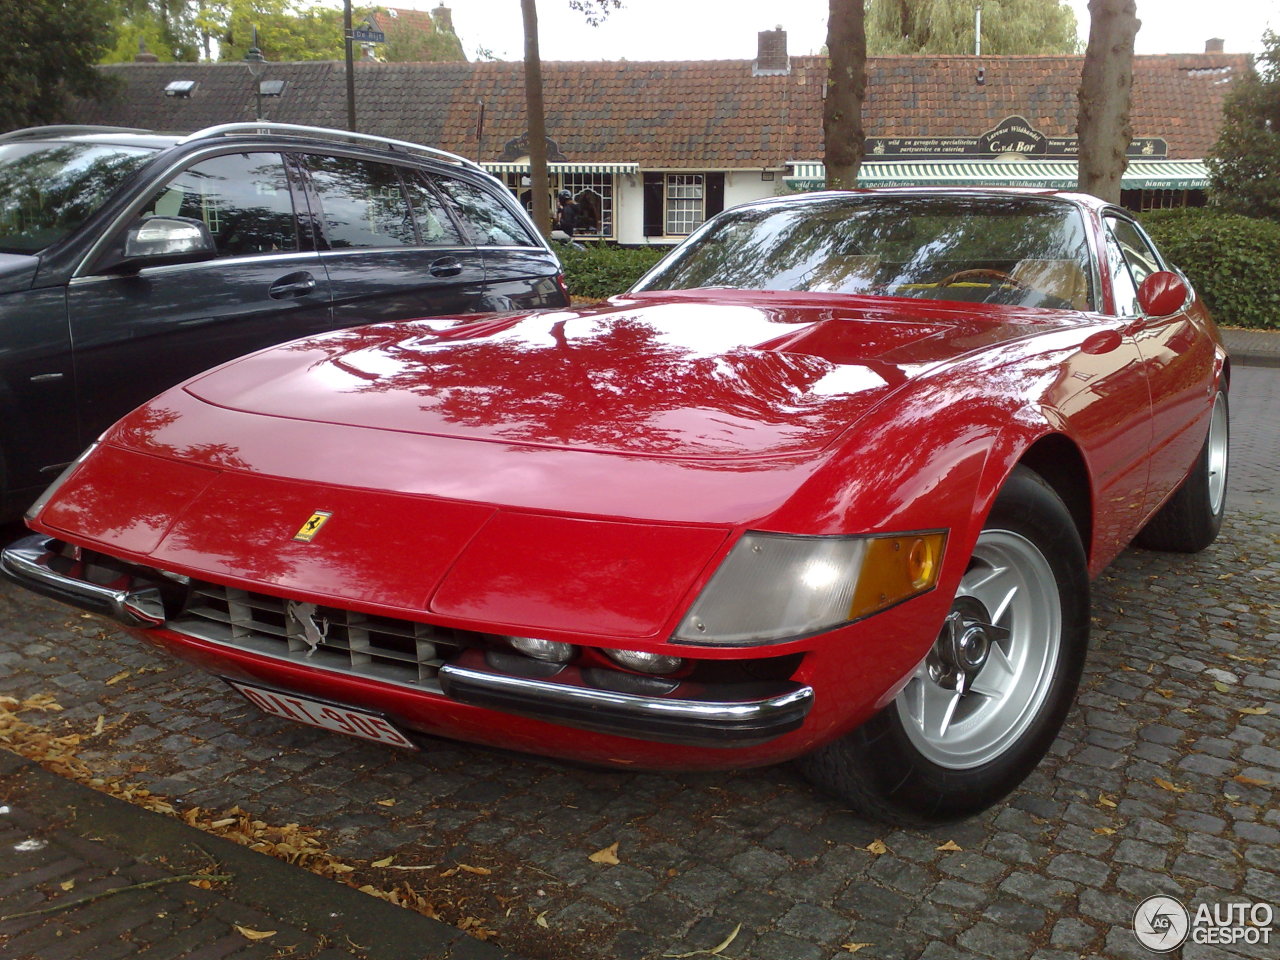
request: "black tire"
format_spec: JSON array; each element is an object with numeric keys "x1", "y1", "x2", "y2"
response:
[
  {"x1": 796, "y1": 466, "x2": 1090, "y2": 826},
  {"x1": 1135, "y1": 389, "x2": 1229, "y2": 553}
]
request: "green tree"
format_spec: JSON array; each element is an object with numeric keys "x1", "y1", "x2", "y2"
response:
[
  {"x1": 824, "y1": 0, "x2": 866, "y2": 189},
  {"x1": 1, "y1": 0, "x2": 117, "y2": 129},
  {"x1": 866, "y1": 0, "x2": 1079, "y2": 55},
  {"x1": 1076, "y1": 0, "x2": 1139, "y2": 204},
  {"x1": 205, "y1": 0, "x2": 345, "y2": 62},
  {"x1": 101, "y1": 0, "x2": 202, "y2": 63},
  {"x1": 1208, "y1": 30, "x2": 1280, "y2": 223}
]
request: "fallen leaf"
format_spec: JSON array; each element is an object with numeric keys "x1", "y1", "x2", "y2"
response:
[
  {"x1": 1238, "y1": 707, "x2": 1271, "y2": 716},
  {"x1": 1154, "y1": 777, "x2": 1187, "y2": 793},
  {"x1": 1154, "y1": 688, "x2": 1174, "y2": 698},
  {"x1": 1233, "y1": 774, "x2": 1270, "y2": 787},
  {"x1": 1097, "y1": 794, "x2": 1117, "y2": 808},
  {"x1": 935, "y1": 840, "x2": 963, "y2": 852},
  {"x1": 459, "y1": 863, "x2": 492, "y2": 876},
  {"x1": 1226, "y1": 654, "x2": 1267, "y2": 664},
  {"x1": 1094, "y1": 827, "x2": 1116, "y2": 835},
  {"x1": 92, "y1": 715, "x2": 105, "y2": 736},
  {"x1": 535, "y1": 910, "x2": 549, "y2": 929},
  {"x1": 372, "y1": 855, "x2": 395, "y2": 868},
  {"x1": 662, "y1": 922, "x2": 742, "y2": 958},
  {"x1": 105, "y1": 671, "x2": 131, "y2": 686},
  {"x1": 865, "y1": 840, "x2": 888, "y2": 855},
  {"x1": 589, "y1": 842, "x2": 620, "y2": 865},
  {"x1": 234, "y1": 926, "x2": 276, "y2": 940},
  {"x1": 843, "y1": 945, "x2": 873, "y2": 955},
  {"x1": 330, "y1": 862, "x2": 356, "y2": 874},
  {"x1": 59, "y1": 879, "x2": 76, "y2": 891},
  {"x1": 1213, "y1": 681, "x2": 1230, "y2": 693},
  {"x1": 375, "y1": 798, "x2": 397, "y2": 807}
]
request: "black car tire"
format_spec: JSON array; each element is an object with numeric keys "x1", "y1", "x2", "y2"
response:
[
  {"x1": 1135, "y1": 389, "x2": 1229, "y2": 554},
  {"x1": 796, "y1": 466, "x2": 1089, "y2": 825}
]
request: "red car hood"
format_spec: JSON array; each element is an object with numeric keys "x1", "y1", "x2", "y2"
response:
[{"x1": 183, "y1": 290, "x2": 1056, "y2": 461}]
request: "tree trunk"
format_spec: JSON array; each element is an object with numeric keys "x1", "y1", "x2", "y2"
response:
[
  {"x1": 1077, "y1": 0, "x2": 1140, "y2": 204},
  {"x1": 824, "y1": 0, "x2": 866, "y2": 190},
  {"x1": 521, "y1": 0, "x2": 552, "y2": 240}
]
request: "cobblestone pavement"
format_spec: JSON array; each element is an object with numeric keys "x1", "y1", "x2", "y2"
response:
[{"x1": 2, "y1": 372, "x2": 1277, "y2": 960}]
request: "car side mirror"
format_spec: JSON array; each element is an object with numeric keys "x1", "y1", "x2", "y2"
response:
[
  {"x1": 109, "y1": 216, "x2": 217, "y2": 273},
  {"x1": 1136, "y1": 270, "x2": 1189, "y2": 317}
]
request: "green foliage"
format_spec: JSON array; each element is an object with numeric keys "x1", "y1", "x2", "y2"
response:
[
  {"x1": 101, "y1": 0, "x2": 202, "y2": 62},
  {"x1": 866, "y1": 0, "x2": 1078, "y2": 55},
  {"x1": 558, "y1": 243, "x2": 667, "y2": 299},
  {"x1": 1142, "y1": 208, "x2": 1280, "y2": 330},
  {"x1": 1207, "y1": 31, "x2": 1280, "y2": 223},
  {"x1": 1, "y1": 0, "x2": 118, "y2": 129},
  {"x1": 209, "y1": 0, "x2": 345, "y2": 62}
]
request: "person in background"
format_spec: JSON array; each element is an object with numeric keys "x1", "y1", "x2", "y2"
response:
[{"x1": 552, "y1": 189, "x2": 580, "y2": 241}]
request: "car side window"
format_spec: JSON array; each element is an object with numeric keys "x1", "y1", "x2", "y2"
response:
[
  {"x1": 141, "y1": 152, "x2": 298, "y2": 257},
  {"x1": 304, "y1": 155, "x2": 422, "y2": 249},
  {"x1": 401, "y1": 173, "x2": 465, "y2": 245},
  {"x1": 434, "y1": 176, "x2": 536, "y2": 246},
  {"x1": 1103, "y1": 225, "x2": 1141, "y2": 317},
  {"x1": 1106, "y1": 216, "x2": 1163, "y2": 292}
]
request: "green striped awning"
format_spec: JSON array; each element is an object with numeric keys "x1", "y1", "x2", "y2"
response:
[
  {"x1": 483, "y1": 161, "x2": 639, "y2": 175},
  {"x1": 784, "y1": 159, "x2": 1209, "y2": 191}
]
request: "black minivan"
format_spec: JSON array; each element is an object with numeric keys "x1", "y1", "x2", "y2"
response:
[{"x1": 0, "y1": 122, "x2": 568, "y2": 518}]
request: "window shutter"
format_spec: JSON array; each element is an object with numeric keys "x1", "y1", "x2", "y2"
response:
[
  {"x1": 643, "y1": 173, "x2": 664, "y2": 237},
  {"x1": 705, "y1": 173, "x2": 725, "y2": 219}
]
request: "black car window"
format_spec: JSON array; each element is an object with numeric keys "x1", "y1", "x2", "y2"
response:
[
  {"x1": 0, "y1": 142, "x2": 157, "y2": 254},
  {"x1": 401, "y1": 173, "x2": 464, "y2": 245},
  {"x1": 434, "y1": 176, "x2": 536, "y2": 247},
  {"x1": 141, "y1": 152, "x2": 298, "y2": 258},
  {"x1": 304, "y1": 155, "x2": 419, "y2": 249}
]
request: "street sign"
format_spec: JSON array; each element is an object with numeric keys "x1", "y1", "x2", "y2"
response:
[{"x1": 349, "y1": 28, "x2": 385, "y2": 43}]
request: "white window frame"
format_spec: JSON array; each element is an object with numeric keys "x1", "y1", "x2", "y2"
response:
[{"x1": 664, "y1": 174, "x2": 705, "y2": 236}]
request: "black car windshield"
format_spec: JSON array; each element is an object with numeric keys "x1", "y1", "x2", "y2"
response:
[
  {"x1": 0, "y1": 141, "x2": 158, "y2": 254},
  {"x1": 634, "y1": 195, "x2": 1096, "y2": 311}
]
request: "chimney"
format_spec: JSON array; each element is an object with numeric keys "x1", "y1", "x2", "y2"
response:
[
  {"x1": 1204, "y1": 37, "x2": 1225, "y2": 53},
  {"x1": 134, "y1": 38, "x2": 159, "y2": 63},
  {"x1": 432, "y1": 4, "x2": 454, "y2": 33},
  {"x1": 754, "y1": 26, "x2": 790, "y2": 76}
]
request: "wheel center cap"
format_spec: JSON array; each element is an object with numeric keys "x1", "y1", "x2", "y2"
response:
[{"x1": 930, "y1": 597, "x2": 1003, "y2": 691}]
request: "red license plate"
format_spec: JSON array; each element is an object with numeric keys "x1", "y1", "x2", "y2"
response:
[{"x1": 228, "y1": 680, "x2": 418, "y2": 750}]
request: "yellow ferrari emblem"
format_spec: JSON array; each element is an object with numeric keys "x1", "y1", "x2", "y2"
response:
[{"x1": 293, "y1": 511, "x2": 333, "y2": 542}]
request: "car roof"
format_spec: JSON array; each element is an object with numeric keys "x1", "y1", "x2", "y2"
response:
[{"x1": 743, "y1": 186, "x2": 1105, "y2": 213}]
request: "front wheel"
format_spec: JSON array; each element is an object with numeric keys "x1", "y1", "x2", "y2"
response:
[{"x1": 797, "y1": 466, "x2": 1089, "y2": 825}]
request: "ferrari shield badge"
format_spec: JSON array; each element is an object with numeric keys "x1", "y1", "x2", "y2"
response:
[{"x1": 293, "y1": 510, "x2": 333, "y2": 543}]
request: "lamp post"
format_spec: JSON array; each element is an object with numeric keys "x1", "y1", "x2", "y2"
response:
[{"x1": 243, "y1": 26, "x2": 267, "y2": 121}]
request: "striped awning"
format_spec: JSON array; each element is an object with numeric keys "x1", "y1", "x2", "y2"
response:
[
  {"x1": 784, "y1": 159, "x2": 1209, "y2": 191},
  {"x1": 483, "y1": 161, "x2": 639, "y2": 175}
]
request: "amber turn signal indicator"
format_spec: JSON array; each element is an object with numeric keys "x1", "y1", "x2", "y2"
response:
[{"x1": 850, "y1": 532, "x2": 947, "y2": 620}]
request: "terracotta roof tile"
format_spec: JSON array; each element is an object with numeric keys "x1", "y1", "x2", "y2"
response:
[{"x1": 78, "y1": 52, "x2": 1250, "y2": 167}]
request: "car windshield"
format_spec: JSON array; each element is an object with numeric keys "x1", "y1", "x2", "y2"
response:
[
  {"x1": 635, "y1": 194, "x2": 1096, "y2": 311},
  {"x1": 0, "y1": 141, "x2": 158, "y2": 254}
]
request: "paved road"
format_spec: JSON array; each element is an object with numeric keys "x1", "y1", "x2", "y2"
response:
[{"x1": 2, "y1": 367, "x2": 1277, "y2": 960}]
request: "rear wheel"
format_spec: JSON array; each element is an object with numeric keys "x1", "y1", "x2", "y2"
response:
[
  {"x1": 797, "y1": 466, "x2": 1089, "y2": 825},
  {"x1": 1136, "y1": 388, "x2": 1228, "y2": 553}
]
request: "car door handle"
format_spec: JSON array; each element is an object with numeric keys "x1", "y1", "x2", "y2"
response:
[
  {"x1": 429, "y1": 257, "x2": 463, "y2": 278},
  {"x1": 268, "y1": 272, "x2": 318, "y2": 299}
]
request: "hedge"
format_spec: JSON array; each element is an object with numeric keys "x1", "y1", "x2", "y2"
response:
[
  {"x1": 1141, "y1": 208, "x2": 1280, "y2": 330},
  {"x1": 557, "y1": 243, "x2": 668, "y2": 300}
]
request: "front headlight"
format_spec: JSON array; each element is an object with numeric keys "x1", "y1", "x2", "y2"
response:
[{"x1": 673, "y1": 530, "x2": 946, "y2": 645}]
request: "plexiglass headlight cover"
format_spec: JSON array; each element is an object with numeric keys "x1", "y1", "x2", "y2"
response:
[{"x1": 673, "y1": 530, "x2": 946, "y2": 646}]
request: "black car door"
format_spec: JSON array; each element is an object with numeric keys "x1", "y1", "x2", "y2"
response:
[
  {"x1": 299, "y1": 154, "x2": 487, "y2": 325},
  {"x1": 66, "y1": 150, "x2": 332, "y2": 444}
]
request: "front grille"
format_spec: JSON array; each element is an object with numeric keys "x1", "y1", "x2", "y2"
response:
[{"x1": 170, "y1": 582, "x2": 484, "y2": 691}]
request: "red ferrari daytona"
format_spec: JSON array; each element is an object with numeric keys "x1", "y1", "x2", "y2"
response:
[{"x1": 4, "y1": 189, "x2": 1229, "y2": 824}]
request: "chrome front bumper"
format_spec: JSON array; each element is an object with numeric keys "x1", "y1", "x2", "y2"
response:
[
  {"x1": 1, "y1": 534, "x2": 166, "y2": 627},
  {"x1": 2, "y1": 533, "x2": 815, "y2": 748}
]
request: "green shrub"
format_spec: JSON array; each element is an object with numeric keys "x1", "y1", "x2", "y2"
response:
[
  {"x1": 1141, "y1": 208, "x2": 1280, "y2": 330},
  {"x1": 557, "y1": 243, "x2": 668, "y2": 300}
]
